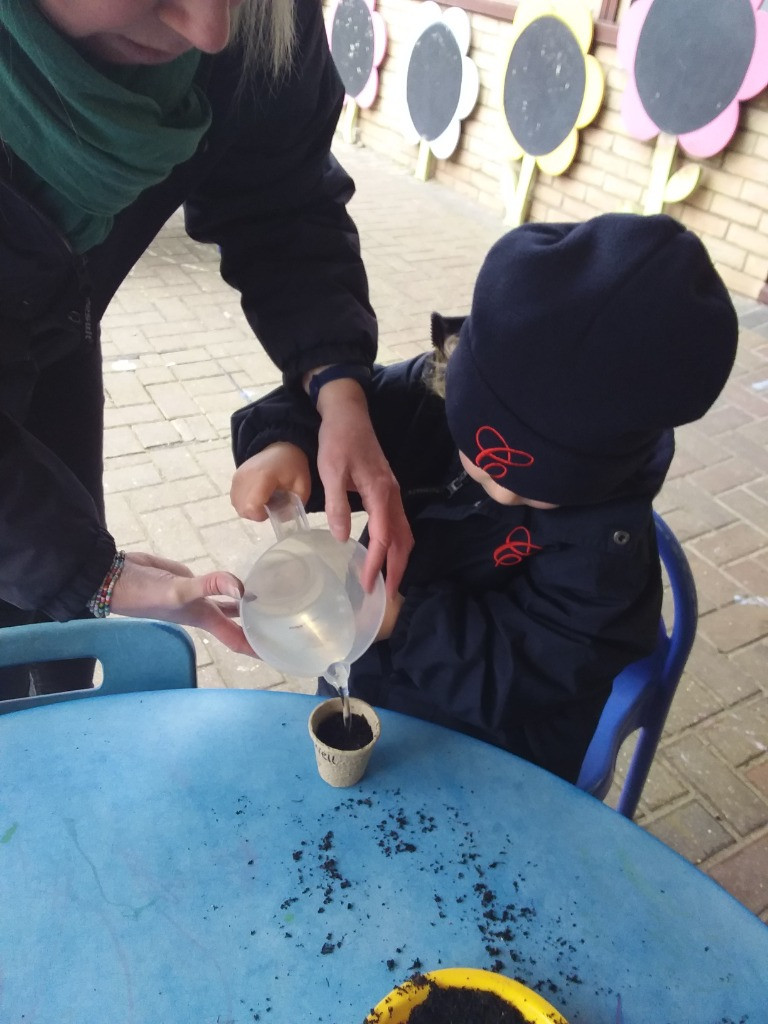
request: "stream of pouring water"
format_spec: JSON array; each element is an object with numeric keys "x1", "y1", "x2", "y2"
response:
[
  {"x1": 341, "y1": 689, "x2": 351, "y2": 731},
  {"x1": 323, "y1": 661, "x2": 352, "y2": 731}
]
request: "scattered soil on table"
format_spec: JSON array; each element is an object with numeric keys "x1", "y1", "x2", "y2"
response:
[
  {"x1": 314, "y1": 711, "x2": 373, "y2": 750},
  {"x1": 367, "y1": 975, "x2": 530, "y2": 1024}
]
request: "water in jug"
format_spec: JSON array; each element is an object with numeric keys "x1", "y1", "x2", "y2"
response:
[{"x1": 240, "y1": 492, "x2": 386, "y2": 720}]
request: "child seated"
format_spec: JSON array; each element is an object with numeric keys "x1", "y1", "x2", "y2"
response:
[{"x1": 231, "y1": 213, "x2": 737, "y2": 782}]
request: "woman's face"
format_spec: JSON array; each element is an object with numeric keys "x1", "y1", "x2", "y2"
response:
[{"x1": 36, "y1": 0, "x2": 243, "y2": 64}]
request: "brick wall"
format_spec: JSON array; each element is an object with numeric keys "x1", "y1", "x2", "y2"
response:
[{"x1": 329, "y1": 0, "x2": 768, "y2": 301}]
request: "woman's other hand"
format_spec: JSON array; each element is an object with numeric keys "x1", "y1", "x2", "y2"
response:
[
  {"x1": 314, "y1": 378, "x2": 413, "y2": 597},
  {"x1": 230, "y1": 442, "x2": 311, "y2": 523},
  {"x1": 110, "y1": 552, "x2": 254, "y2": 656},
  {"x1": 376, "y1": 592, "x2": 405, "y2": 642}
]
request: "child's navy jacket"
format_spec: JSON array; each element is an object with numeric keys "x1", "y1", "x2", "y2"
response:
[{"x1": 233, "y1": 353, "x2": 668, "y2": 782}]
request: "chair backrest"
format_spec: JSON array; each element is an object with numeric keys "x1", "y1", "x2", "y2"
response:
[
  {"x1": 0, "y1": 617, "x2": 197, "y2": 715},
  {"x1": 576, "y1": 511, "x2": 698, "y2": 818}
]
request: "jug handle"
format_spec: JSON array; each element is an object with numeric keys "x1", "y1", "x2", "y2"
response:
[{"x1": 265, "y1": 490, "x2": 310, "y2": 541}]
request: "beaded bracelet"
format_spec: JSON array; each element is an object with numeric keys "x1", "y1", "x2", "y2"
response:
[{"x1": 87, "y1": 550, "x2": 126, "y2": 618}]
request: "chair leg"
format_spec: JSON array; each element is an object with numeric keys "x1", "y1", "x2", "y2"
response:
[{"x1": 615, "y1": 723, "x2": 664, "y2": 819}]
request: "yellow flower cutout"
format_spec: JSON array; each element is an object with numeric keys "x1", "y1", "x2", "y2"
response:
[{"x1": 500, "y1": 0, "x2": 603, "y2": 176}]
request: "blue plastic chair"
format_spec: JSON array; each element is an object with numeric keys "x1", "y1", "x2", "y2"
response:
[
  {"x1": 0, "y1": 617, "x2": 197, "y2": 715},
  {"x1": 576, "y1": 511, "x2": 698, "y2": 819}
]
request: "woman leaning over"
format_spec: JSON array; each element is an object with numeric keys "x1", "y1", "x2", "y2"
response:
[{"x1": 0, "y1": 0, "x2": 412, "y2": 699}]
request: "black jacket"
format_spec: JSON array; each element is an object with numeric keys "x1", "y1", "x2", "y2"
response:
[
  {"x1": 233, "y1": 353, "x2": 667, "y2": 781},
  {"x1": 0, "y1": 0, "x2": 375, "y2": 621}
]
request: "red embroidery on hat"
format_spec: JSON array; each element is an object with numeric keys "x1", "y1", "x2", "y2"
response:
[
  {"x1": 475, "y1": 426, "x2": 534, "y2": 480},
  {"x1": 493, "y1": 526, "x2": 542, "y2": 567}
]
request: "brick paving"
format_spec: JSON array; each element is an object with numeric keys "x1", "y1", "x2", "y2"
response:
[{"x1": 100, "y1": 141, "x2": 768, "y2": 922}]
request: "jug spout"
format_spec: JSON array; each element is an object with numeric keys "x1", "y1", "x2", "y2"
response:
[
  {"x1": 322, "y1": 661, "x2": 352, "y2": 730},
  {"x1": 323, "y1": 661, "x2": 351, "y2": 694},
  {"x1": 265, "y1": 490, "x2": 310, "y2": 540}
]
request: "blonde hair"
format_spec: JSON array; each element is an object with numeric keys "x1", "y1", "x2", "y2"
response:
[
  {"x1": 232, "y1": 0, "x2": 296, "y2": 81},
  {"x1": 423, "y1": 333, "x2": 460, "y2": 400}
]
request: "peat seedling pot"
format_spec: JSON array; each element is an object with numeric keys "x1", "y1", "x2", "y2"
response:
[
  {"x1": 308, "y1": 697, "x2": 381, "y2": 787},
  {"x1": 363, "y1": 968, "x2": 569, "y2": 1024}
]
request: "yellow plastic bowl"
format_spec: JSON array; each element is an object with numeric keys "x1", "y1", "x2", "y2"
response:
[{"x1": 364, "y1": 967, "x2": 569, "y2": 1023}]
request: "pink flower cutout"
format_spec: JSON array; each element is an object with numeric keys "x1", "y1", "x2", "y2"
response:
[
  {"x1": 618, "y1": 0, "x2": 768, "y2": 158},
  {"x1": 327, "y1": 0, "x2": 387, "y2": 109}
]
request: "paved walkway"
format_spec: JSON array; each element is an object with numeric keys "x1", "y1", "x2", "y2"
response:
[{"x1": 101, "y1": 141, "x2": 768, "y2": 922}]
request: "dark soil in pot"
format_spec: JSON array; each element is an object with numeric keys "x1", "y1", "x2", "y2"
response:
[
  {"x1": 408, "y1": 979, "x2": 528, "y2": 1023},
  {"x1": 314, "y1": 711, "x2": 373, "y2": 750},
  {"x1": 367, "y1": 975, "x2": 530, "y2": 1024}
]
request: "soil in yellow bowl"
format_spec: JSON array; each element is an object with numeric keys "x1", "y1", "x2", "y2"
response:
[{"x1": 364, "y1": 968, "x2": 569, "y2": 1024}]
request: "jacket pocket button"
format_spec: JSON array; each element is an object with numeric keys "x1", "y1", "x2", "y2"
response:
[{"x1": 613, "y1": 530, "x2": 631, "y2": 546}]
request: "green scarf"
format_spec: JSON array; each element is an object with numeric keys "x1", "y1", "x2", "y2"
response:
[{"x1": 0, "y1": 2, "x2": 212, "y2": 252}]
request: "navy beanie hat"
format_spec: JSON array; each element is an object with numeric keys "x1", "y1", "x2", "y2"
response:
[{"x1": 444, "y1": 213, "x2": 738, "y2": 505}]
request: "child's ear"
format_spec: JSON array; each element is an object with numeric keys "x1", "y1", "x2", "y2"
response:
[{"x1": 431, "y1": 312, "x2": 467, "y2": 353}]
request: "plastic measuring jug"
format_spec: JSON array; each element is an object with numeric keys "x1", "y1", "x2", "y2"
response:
[{"x1": 240, "y1": 492, "x2": 386, "y2": 700}]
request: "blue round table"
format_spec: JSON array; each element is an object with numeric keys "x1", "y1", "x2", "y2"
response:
[{"x1": 0, "y1": 689, "x2": 765, "y2": 1024}]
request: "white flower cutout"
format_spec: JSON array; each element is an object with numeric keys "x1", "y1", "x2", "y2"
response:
[{"x1": 399, "y1": 1, "x2": 479, "y2": 160}]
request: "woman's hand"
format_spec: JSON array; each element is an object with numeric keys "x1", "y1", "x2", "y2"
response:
[
  {"x1": 313, "y1": 378, "x2": 413, "y2": 597},
  {"x1": 376, "y1": 592, "x2": 405, "y2": 642},
  {"x1": 110, "y1": 552, "x2": 255, "y2": 657},
  {"x1": 230, "y1": 442, "x2": 311, "y2": 522}
]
